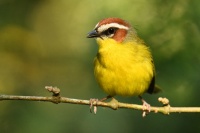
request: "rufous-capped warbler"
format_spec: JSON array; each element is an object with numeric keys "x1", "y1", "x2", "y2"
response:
[{"x1": 87, "y1": 18, "x2": 160, "y2": 115}]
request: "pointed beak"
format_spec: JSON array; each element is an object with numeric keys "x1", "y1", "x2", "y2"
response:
[{"x1": 87, "y1": 30, "x2": 99, "y2": 38}]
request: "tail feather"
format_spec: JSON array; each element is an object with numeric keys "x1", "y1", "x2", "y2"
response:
[
  {"x1": 152, "y1": 84, "x2": 162, "y2": 94},
  {"x1": 147, "y1": 76, "x2": 162, "y2": 94}
]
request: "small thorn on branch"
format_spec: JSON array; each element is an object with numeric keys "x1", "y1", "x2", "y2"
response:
[{"x1": 45, "y1": 86, "x2": 60, "y2": 97}]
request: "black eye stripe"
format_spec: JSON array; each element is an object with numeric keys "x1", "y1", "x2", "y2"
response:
[{"x1": 101, "y1": 27, "x2": 118, "y2": 36}]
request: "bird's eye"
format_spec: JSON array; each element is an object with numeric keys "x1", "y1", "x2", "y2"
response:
[
  {"x1": 108, "y1": 28, "x2": 115, "y2": 34},
  {"x1": 104, "y1": 27, "x2": 117, "y2": 36}
]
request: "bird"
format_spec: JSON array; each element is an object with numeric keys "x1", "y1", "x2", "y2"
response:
[{"x1": 87, "y1": 17, "x2": 160, "y2": 115}]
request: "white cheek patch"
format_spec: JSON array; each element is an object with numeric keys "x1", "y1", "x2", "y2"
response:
[{"x1": 97, "y1": 23, "x2": 129, "y2": 33}]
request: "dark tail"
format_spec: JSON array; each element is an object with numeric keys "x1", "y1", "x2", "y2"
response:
[{"x1": 147, "y1": 76, "x2": 162, "y2": 94}]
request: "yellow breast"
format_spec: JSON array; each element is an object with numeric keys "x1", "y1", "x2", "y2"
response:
[{"x1": 94, "y1": 38, "x2": 154, "y2": 97}]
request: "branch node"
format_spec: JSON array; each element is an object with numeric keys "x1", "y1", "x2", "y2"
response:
[
  {"x1": 163, "y1": 105, "x2": 171, "y2": 115},
  {"x1": 45, "y1": 86, "x2": 60, "y2": 97},
  {"x1": 108, "y1": 98, "x2": 119, "y2": 110},
  {"x1": 158, "y1": 97, "x2": 169, "y2": 106},
  {"x1": 158, "y1": 97, "x2": 171, "y2": 115},
  {"x1": 51, "y1": 96, "x2": 61, "y2": 104}
]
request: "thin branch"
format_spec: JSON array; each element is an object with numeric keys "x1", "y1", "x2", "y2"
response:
[{"x1": 0, "y1": 86, "x2": 200, "y2": 116}]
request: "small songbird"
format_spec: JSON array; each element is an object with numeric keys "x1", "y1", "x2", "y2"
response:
[{"x1": 87, "y1": 18, "x2": 160, "y2": 114}]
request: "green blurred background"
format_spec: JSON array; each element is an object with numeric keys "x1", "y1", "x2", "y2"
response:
[{"x1": 0, "y1": 0, "x2": 200, "y2": 132}]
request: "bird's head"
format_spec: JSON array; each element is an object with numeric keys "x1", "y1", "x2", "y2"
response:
[{"x1": 87, "y1": 18, "x2": 137, "y2": 43}]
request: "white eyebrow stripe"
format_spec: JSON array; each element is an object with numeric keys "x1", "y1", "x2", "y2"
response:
[
  {"x1": 94, "y1": 22, "x2": 99, "y2": 29},
  {"x1": 97, "y1": 23, "x2": 129, "y2": 33}
]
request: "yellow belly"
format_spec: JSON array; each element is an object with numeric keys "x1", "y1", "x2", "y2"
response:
[{"x1": 94, "y1": 38, "x2": 154, "y2": 97}]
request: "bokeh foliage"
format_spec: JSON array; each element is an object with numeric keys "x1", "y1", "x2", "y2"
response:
[{"x1": 0, "y1": 0, "x2": 200, "y2": 133}]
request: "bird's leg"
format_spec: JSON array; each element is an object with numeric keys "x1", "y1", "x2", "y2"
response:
[
  {"x1": 138, "y1": 96, "x2": 151, "y2": 117},
  {"x1": 99, "y1": 95, "x2": 112, "y2": 102},
  {"x1": 90, "y1": 95, "x2": 112, "y2": 114}
]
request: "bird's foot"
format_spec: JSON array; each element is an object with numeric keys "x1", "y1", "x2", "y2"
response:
[
  {"x1": 139, "y1": 96, "x2": 151, "y2": 117},
  {"x1": 142, "y1": 100, "x2": 151, "y2": 117},
  {"x1": 89, "y1": 95, "x2": 112, "y2": 114},
  {"x1": 89, "y1": 98, "x2": 98, "y2": 114}
]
